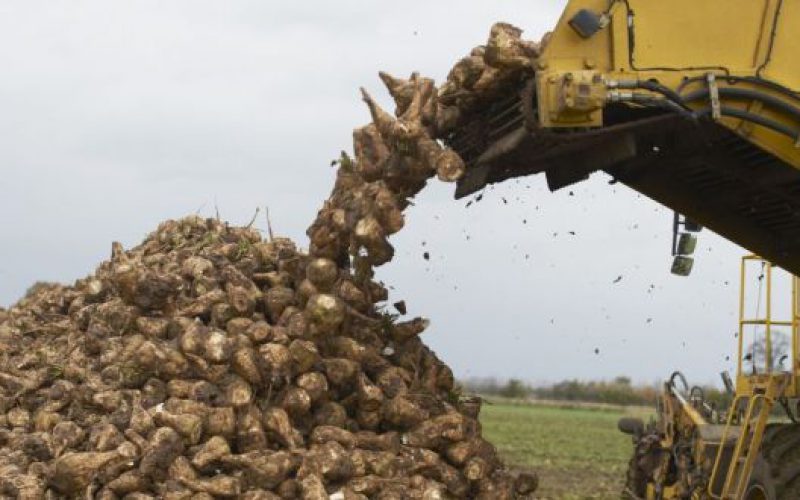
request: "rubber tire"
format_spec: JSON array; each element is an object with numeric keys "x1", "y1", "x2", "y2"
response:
[
  {"x1": 622, "y1": 452, "x2": 648, "y2": 499},
  {"x1": 743, "y1": 424, "x2": 800, "y2": 499},
  {"x1": 622, "y1": 424, "x2": 800, "y2": 499},
  {"x1": 622, "y1": 430, "x2": 660, "y2": 499}
]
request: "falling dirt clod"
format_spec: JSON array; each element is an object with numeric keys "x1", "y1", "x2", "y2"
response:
[{"x1": 0, "y1": 22, "x2": 544, "y2": 499}]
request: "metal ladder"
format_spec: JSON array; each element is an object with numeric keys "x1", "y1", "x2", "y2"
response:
[{"x1": 708, "y1": 375, "x2": 788, "y2": 499}]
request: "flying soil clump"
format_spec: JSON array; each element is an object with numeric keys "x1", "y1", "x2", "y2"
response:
[{"x1": 0, "y1": 22, "x2": 543, "y2": 499}]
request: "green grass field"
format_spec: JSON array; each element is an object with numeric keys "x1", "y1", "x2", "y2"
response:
[{"x1": 479, "y1": 400, "x2": 651, "y2": 499}]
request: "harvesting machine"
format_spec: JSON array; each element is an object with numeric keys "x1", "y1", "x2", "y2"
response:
[{"x1": 445, "y1": 1, "x2": 800, "y2": 497}]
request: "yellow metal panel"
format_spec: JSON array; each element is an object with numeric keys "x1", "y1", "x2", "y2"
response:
[
  {"x1": 630, "y1": 0, "x2": 769, "y2": 71},
  {"x1": 708, "y1": 93, "x2": 800, "y2": 171},
  {"x1": 756, "y1": 0, "x2": 800, "y2": 90},
  {"x1": 539, "y1": 0, "x2": 614, "y2": 73},
  {"x1": 540, "y1": 0, "x2": 800, "y2": 171}
]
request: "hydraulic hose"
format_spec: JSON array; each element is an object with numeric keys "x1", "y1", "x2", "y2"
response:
[
  {"x1": 682, "y1": 87, "x2": 800, "y2": 124},
  {"x1": 612, "y1": 79, "x2": 690, "y2": 110},
  {"x1": 694, "y1": 106, "x2": 799, "y2": 141},
  {"x1": 645, "y1": 98, "x2": 697, "y2": 120},
  {"x1": 677, "y1": 75, "x2": 800, "y2": 100},
  {"x1": 636, "y1": 80, "x2": 686, "y2": 108},
  {"x1": 612, "y1": 79, "x2": 800, "y2": 140}
]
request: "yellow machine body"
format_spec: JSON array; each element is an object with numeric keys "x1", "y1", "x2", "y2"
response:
[
  {"x1": 531, "y1": 5, "x2": 800, "y2": 496},
  {"x1": 451, "y1": 0, "x2": 800, "y2": 275},
  {"x1": 445, "y1": 1, "x2": 800, "y2": 498},
  {"x1": 542, "y1": 0, "x2": 800, "y2": 276},
  {"x1": 616, "y1": 258, "x2": 799, "y2": 499},
  {"x1": 539, "y1": 0, "x2": 800, "y2": 168}
]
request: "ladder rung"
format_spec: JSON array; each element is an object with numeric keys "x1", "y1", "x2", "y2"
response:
[{"x1": 708, "y1": 375, "x2": 789, "y2": 499}]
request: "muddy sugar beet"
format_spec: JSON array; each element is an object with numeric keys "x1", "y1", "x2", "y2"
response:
[{"x1": 0, "y1": 22, "x2": 542, "y2": 499}]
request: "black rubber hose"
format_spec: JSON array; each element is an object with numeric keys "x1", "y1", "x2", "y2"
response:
[
  {"x1": 636, "y1": 80, "x2": 687, "y2": 107},
  {"x1": 645, "y1": 98, "x2": 697, "y2": 120},
  {"x1": 677, "y1": 75, "x2": 800, "y2": 100},
  {"x1": 629, "y1": 89, "x2": 797, "y2": 139},
  {"x1": 694, "y1": 106, "x2": 799, "y2": 140},
  {"x1": 683, "y1": 87, "x2": 800, "y2": 124}
]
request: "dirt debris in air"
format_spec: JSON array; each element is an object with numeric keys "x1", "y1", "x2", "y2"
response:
[{"x1": 0, "y1": 22, "x2": 544, "y2": 500}]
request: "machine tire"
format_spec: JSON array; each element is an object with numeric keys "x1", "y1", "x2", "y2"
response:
[
  {"x1": 622, "y1": 429, "x2": 661, "y2": 499},
  {"x1": 743, "y1": 424, "x2": 800, "y2": 499},
  {"x1": 622, "y1": 424, "x2": 800, "y2": 499},
  {"x1": 622, "y1": 452, "x2": 648, "y2": 499}
]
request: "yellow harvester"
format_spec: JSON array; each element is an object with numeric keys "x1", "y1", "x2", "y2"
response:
[{"x1": 444, "y1": 1, "x2": 800, "y2": 497}]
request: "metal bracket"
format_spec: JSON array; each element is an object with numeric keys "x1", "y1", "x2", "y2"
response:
[
  {"x1": 706, "y1": 73, "x2": 721, "y2": 121},
  {"x1": 737, "y1": 100, "x2": 763, "y2": 137}
]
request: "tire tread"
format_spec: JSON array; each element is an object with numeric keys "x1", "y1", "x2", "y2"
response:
[{"x1": 756, "y1": 423, "x2": 800, "y2": 498}]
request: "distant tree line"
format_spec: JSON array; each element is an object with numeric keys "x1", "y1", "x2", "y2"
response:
[{"x1": 461, "y1": 376, "x2": 732, "y2": 408}]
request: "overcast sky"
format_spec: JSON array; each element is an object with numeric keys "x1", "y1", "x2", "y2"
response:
[{"x1": 0, "y1": 1, "x2": 759, "y2": 386}]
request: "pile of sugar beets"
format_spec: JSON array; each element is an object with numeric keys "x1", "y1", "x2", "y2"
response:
[{"x1": 0, "y1": 23, "x2": 543, "y2": 499}]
